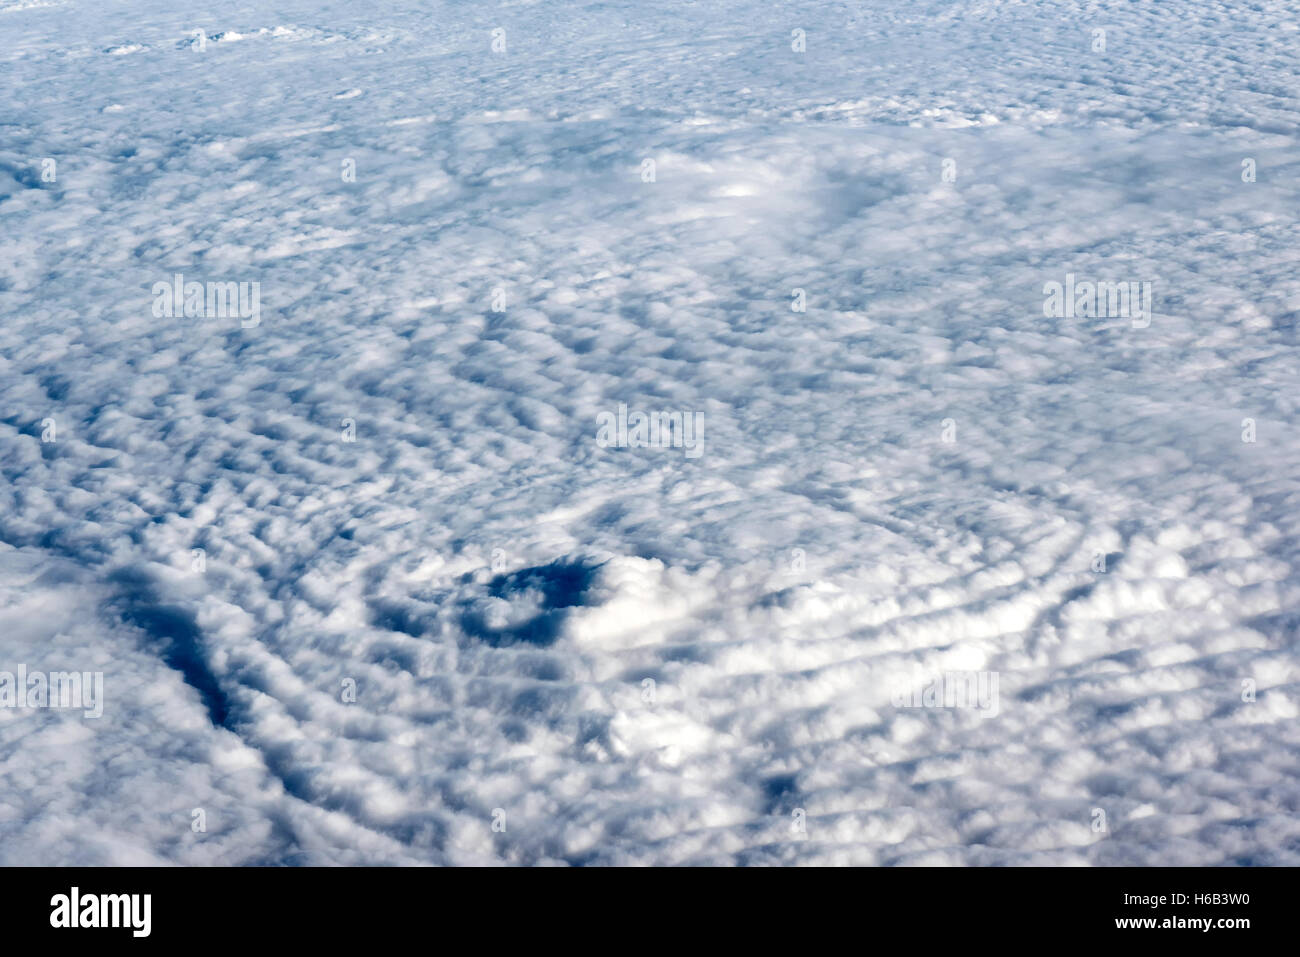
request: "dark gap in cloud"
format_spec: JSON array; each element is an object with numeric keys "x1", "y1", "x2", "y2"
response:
[
  {"x1": 106, "y1": 566, "x2": 231, "y2": 728},
  {"x1": 368, "y1": 598, "x2": 429, "y2": 638},
  {"x1": 761, "y1": 773, "x2": 800, "y2": 815},
  {"x1": 458, "y1": 558, "x2": 605, "y2": 648},
  {"x1": 487, "y1": 559, "x2": 602, "y2": 609}
]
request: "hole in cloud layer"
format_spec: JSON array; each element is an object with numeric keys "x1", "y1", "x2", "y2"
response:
[
  {"x1": 106, "y1": 566, "x2": 231, "y2": 728},
  {"x1": 459, "y1": 558, "x2": 606, "y2": 648}
]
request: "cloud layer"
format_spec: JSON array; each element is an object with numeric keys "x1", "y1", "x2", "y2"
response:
[{"x1": 0, "y1": 0, "x2": 1298, "y2": 865}]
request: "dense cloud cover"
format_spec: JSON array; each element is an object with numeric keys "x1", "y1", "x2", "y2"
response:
[{"x1": 1, "y1": 0, "x2": 1298, "y2": 865}]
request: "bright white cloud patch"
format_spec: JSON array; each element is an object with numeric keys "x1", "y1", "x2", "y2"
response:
[{"x1": 0, "y1": 0, "x2": 1298, "y2": 865}]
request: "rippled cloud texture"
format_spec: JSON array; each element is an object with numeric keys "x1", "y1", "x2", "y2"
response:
[{"x1": 1, "y1": 0, "x2": 1298, "y2": 865}]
